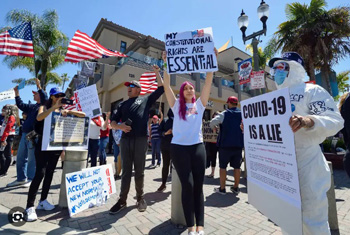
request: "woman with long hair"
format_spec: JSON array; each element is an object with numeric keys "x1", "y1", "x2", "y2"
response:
[
  {"x1": 339, "y1": 92, "x2": 350, "y2": 178},
  {"x1": 0, "y1": 105, "x2": 20, "y2": 177},
  {"x1": 158, "y1": 49, "x2": 217, "y2": 235},
  {"x1": 25, "y1": 87, "x2": 85, "y2": 222}
]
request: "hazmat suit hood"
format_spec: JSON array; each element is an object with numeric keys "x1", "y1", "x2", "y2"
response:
[{"x1": 272, "y1": 60, "x2": 305, "y2": 90}]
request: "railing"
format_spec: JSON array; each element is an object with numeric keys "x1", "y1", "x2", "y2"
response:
[{"x1": 118, "y1": 51, "x2": 164, "y2": 68}]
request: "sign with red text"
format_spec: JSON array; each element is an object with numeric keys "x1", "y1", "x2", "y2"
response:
[
  {"x1": 164, "y1": 27, "x2": 218, "y2": 74},
  {"x1": 241, "y1": 88, "x2": 302, "y2": 234},
  {"x1": 250, "y1": 70, "x2": 266, "y2": 89},
  {"x1": 65, "y1": 164, "x2": 116, "y2": 217},
  {"x1": 238, "y1": 58, "x2": 252, "y2": 85}
]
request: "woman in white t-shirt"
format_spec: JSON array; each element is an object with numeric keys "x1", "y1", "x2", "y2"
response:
[{"x1": 156, "y1": 49, "x2": 217, "y2": 235}]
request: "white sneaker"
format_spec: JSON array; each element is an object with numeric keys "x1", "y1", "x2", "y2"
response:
[
  {"x1": 188, "y1": 232, "x2": 197, "y2": 235},
  {"x1": 197, "y1": 231, "x2": 205, "y2": 235},
  {"x1": 37, "y1": 199, "x2": 55, "y2": 211},
  {"x1": 7, "y1": 179, "x2": 28, "y2": 187},
  {"x1": 26, "y1": 207, "x2": 37, "y2": 222},
  {"x1": 23, "y1": 181, "x2": 32, "y2": 188}
]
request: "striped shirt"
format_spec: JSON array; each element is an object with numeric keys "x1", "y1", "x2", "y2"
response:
[{"x1": 151, "y1": 123, "x2": 160, "y2": 139}]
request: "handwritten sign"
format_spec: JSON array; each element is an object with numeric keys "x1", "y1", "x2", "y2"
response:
[
  {"x1": 238, "y1": 58, "x2": 252, "y2": 85},
  {"x1": 202, "y1": 121, "x2": 218, "y2": 143},
  {"x1": 165, "y1": 27, "x2": 218, "y2": 74},
  {"x1": 65, "y1": 164, "x2": 117, "y2": 217},
  {"x1": 250, "y1": 70, "x2": 266, "y2": 90},
  {"x1": 0, "y1": 89, "x2": 15, "y2": 102},
  {"x1": 74, "y1": 84, "x2": 101, "y2": 118},
  {"x1": 241, "y1": 88, "x2": 302, "y2": 234},
  {"x1": 42, "y1": 112, "x2": 90, "y2": 151}
]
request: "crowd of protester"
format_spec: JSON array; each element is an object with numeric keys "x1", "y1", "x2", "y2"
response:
[{"x1": 0, "y1": 51, "x2": 349, "y2": 235}]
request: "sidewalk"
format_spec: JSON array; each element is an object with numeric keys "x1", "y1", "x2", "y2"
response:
[{"x1": 0, "y1": 153, "x2": 349, "y2": 234}]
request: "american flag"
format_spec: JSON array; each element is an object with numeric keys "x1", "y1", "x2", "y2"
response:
[
  {"x1": 64, "y1": 30, "x2": 127, "y2": 63},
  {"x1": 0, "y1": 22, "x2": 34, "y2": 57},
  {"x1": 139, "y1": 72, "x2": 157, "y2": 95}
]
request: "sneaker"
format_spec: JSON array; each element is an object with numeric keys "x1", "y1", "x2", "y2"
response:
[
  {"x1": 136, "y1": 198, "x2": 147, "y2": 212},
  {"x1": 230, "y1": 186, "x2": 240, "y2": 195},
  {"x1": 25, "y1": 207, "x2": 37, "y2": 222},
  {"x1": 23, "y1": 181, "x2": 32, "y2": 188},
  {"x1": 188, "y1": 232, "x2": 197, "y2": 235},
  {"x1": 197, "y1": 231, "x2": 205, "y2": 235},
  {"x1": 214, "y1": 187, "x2": 226, "y2": 195},
  {"x1": 37, "y1": 199, "x2": 55, "y2": 211},
  {"x1": 7, "y1": 179, "x2": 28, "y2": 187},
  {"x1": 0, "y1": 173, "x2": 7, "y2": 178},
  {"x1": 206, "y1": 174, "x2": 214, "y2": 178},
  {"x1": 157, "y1": 184, "x2": 166, "y2": 192},
  {"x1": 109, "y1": 200, "x2": 126, "y2": 214}
]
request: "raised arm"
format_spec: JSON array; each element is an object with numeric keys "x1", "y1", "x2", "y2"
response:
[
  {"x1": 200, "y1": 48, "x2": 218, "y2": 107},
  {"x1": 159, "y1": 109, "x2": 164, "y2": 123},
  {"x1": 159, "y1": 51, "x2": 176, "y2": 108}
]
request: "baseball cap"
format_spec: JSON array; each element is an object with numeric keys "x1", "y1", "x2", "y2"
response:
[
  {"x1": 49, "y1": 87, "x2": 65, "y2": 96},
  {"x1": 227, "y1": 96, "x2": 238, "y2": 104},
  {"x1": 268, "y1": 52, "x2": 305, "y2": 68},
  {"x1": 32, "y1": 90, "x2": 38, "y2": 94},
  {"x1": 152, "y1": 115, "x2": 159, "y2": 119},
  {"x1": 124, "y1": 80, "x2": 141, "y2": 88}
]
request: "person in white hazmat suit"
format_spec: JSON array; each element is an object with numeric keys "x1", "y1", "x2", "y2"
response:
[{"x1": 268, "y1": 52, "x2": 344, "y2": 235}]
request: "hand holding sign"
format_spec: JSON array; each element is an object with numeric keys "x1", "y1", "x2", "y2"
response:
[{"x1": 289, "y1": 115, "x2": 314, "y2": 132}]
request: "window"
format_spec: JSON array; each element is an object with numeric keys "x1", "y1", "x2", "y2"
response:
[{"x1": 120, "y1": 41, "x2": 127, "y2": 53}]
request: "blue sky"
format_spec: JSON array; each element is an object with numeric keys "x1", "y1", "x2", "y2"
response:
[{"x1": 1, "y1": 0, "x2": 349, "y2": 110}]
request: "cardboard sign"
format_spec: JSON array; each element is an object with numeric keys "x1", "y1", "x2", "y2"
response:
[
  {"x1": 74, "y1": 84, "x2": 102, "y2": 118},
  {"x1": 241, "y1": 88, "x2": 302, "y2": 234},
  {"x1": 202, "y1": 121, "x2": 218, "y2": 143},
  {"x1": 65, "y1": 164, "x2": 117, "y2": 217},
  {"x1": 250, "y1": 71, "x2": 266, "y2": 90},
  {"x1": 165, "y1": 27, "x2": 218, "y2": 74},
  {"x1": 238, "y1": 58, "x2": 252, "y2": 85},
  {"x1": 0, "y1": 89, "x2": 15, "y2": 102},
  {"x1": 42, "y1": 112, "x2": 90, "y2": 151}
]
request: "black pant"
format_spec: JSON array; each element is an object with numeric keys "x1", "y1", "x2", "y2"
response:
[
  {"x1": 119, "y1": 136, "x2": 148, "y2": 203},
  {"x1": 161, "y1": 138, "x2": 172, "y2": 185},
  {"x1": 171, "y1": 143, "x2": 206, "y2": 227},
  {"x1": 205, "y1": 142, "x2": 218, "y2": 168},
  {"x1": 26, "y1": 138, "x2": 61, "y2": 208},
  {"x1": 0, "y1": 136, "x2": 14, "y2": 175},
  {"x1": 344, "y1": 148, "x2": 350, "y2": 178}
]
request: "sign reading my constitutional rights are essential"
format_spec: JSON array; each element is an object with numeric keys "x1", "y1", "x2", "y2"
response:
[{"x1": 165, "y1": 27, "x2": 218, "y2": 74}]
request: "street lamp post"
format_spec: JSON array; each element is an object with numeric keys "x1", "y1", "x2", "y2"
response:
[{"x1": 238, "y1": 0, "x2": 269, "y2": 95}]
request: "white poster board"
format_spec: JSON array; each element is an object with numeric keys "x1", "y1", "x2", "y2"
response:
[
  {"x1": 250, "y1": 70, "x2": 266, "y2": 90},
  {"x1": 65, "y1": 164, "x2": 117, "y2": 217},
  {"x1": 164, "y1": 27, "x2": 218, "y2": 74},
  {"x1": 0, "y1": 89, "x2": 15, "y2": 102},
  {"x1": 241, "y1": 88, "x2": 302, "y2": 234},
  {"x1": 42, "y1": 112, "x2": 90, "y2": 151},
  {"x1": 74, "y1": 84, "x2": 102, "y2": 118}
]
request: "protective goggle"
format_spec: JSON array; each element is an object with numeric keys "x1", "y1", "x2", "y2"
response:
[{"x1": 270, "y1": 62, "x2": 290, "y2": 78}]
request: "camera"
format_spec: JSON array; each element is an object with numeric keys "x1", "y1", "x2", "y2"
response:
[
  {"x1": 25, "y1": 130, "x2": 38, "y2": 144},
  {"x1": 61, "y1": 98, "x2": 74, "y2": 105},
  {"x1": 12, "y1": 211, "x2": 24, "y2": 223},
  {"x1": 125, "y1": 118, "x2": 132, "y2": 126}
]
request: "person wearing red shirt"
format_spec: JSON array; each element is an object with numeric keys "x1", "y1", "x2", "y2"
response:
[
  {"x1": 99, "y1": 112, "x2": 111, "y2": 165},
  {"x1": 0, "y1": 105, "x2": 20, "y2": 177}
]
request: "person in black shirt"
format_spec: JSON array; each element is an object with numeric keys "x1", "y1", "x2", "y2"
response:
[
  {"x1": 339, "y1": 92, "x2": 350, "y2": 178},
  {"x1": 109, "y1": 76, "x2": 164, "y2": 214},
  {"x1": 157, "y1": 108, "x2": 174, "y2": 192}
]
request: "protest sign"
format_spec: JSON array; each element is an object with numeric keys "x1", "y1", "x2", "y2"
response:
[
  {"x1": 202, "y1": 121, "x2": 218, "y2": 142},
  {"x1": 74, "y1": 84, "x2": 101, "y2": 118},
  {"x1": 238, "y1": 58, "x2": 252, "y2": 85},
  {"x1": 81, "y1": 61, "x2": 96, "y2": 77},
  {"x1": 241, "y1": 88, "x2": 302, "y2": 234},
  {"x1": 0, "y1": 89, "x2": 15, "y2": 102},
  {"x1": 65, "y1": 164, "x2": 117, "y2": 217},
  {"x1": 18, "y1": 80, "x2": 26, "y2": 90},
  {"x1": 250, "y1": 70, "x2": 266, "y2": 90},
  {"x1": 42, "y1": 112, "x2": 90, "y2": 151},
  {"x1": 74, "y1": 71, "x2": 89, "y2": 90},
  {"x1": 164, "y1": 27, "x2": 218, "y2": 74}
]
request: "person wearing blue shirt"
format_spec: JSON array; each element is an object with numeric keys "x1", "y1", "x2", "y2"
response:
[{"x1": 7, "y1": 79, "x2": 48, "y2": 188}]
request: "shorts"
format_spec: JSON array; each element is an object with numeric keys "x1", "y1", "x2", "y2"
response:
[{"x1": 219, "y1": 147, "x2": 243, "y2": 169}]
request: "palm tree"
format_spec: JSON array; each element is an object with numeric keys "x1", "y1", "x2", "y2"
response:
[
  {"x1": 268, "y1": 0, "x2": 350, "y2": 94},
  {"x1": 1, "y1": 9, "x2": 69, "y2": 90}
]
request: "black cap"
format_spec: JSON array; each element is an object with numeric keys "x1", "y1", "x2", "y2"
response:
[{"x1": 268, "y1": 52, "x2": 304, "y2": 68}]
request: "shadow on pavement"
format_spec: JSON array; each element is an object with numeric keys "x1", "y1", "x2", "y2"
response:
[
  {"x1": 149, "y1": 219, "x2": 186, "y2": 235},
  {"x1": 138, "y1": 191, "x2": 171, "y2": 206},
  {"x1": 204, "y1": 193, "x2": 240, "y2": 208}
]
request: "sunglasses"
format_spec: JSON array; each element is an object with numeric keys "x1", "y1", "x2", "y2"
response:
[
  {"x1": 128, "y1": 84, "x2": 137, "y2": 88},
  {"x1": 54, "y1": 94, "x2": 65, "y2": 98}
]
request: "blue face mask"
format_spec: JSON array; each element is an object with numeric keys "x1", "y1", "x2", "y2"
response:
[{"x1": 274, "y1": 70, "x2": 288, "y2": 85}]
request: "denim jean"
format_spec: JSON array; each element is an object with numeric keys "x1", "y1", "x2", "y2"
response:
[
  {"x1": 16, "y1": 133, "x2": 36, "y2": 181},
  {"x1": 99, "y1": 136, "x2": 109, "y2": 164},
  {"x1": 113, "y1": 141, "x2": 120, "y2": 163},
  {"x1": 151, "y1": 138, "x2": 161, "y2": 165},
  {"x1": 88, "y1": 139, "x2": 100, "y2": 167}
]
